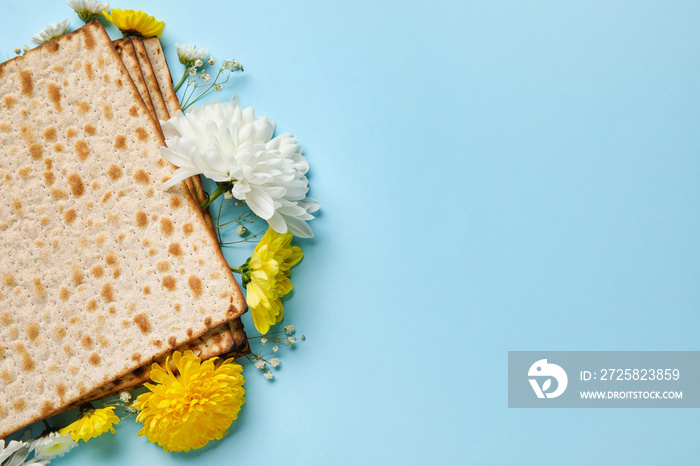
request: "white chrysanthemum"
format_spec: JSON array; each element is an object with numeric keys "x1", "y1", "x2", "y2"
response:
[
  {"x1": 175, "y1": 43, "x2": 209, "y2": 66},
  {"x1": 31, "y1": 20, "x2": 71, "y2": 45},
  {"x1": 160, "y1": 96, "x2": 321, "y2": 238},
  {"x1": 32, "y1": 432, "x2": 76, "y2": 460},
  {"x1": 0, "y1": 440, "x2": 26, "y2": 464},
  {"x1": 66, "y1": 0, "x2": 109, "y2": 22}
]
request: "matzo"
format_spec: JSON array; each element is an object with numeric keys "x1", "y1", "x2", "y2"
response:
[{"x1": 0, "y1": 21, "x2": 246, "y2": 438}]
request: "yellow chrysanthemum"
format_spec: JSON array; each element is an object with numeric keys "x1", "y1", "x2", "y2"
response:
[
  {"x1": 241, "y1": 227, "x2": 303, "y2": 334},
  {"x1": 134, "y1": 351, "x2": 245, "y2": 453},
  {"x1": 103, "y1": 9, "x2": 165, "y2": 38},
  {"x1": 59, "y1": 407, "x2": 120, "y2": 442}
]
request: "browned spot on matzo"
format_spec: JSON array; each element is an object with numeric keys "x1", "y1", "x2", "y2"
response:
[
  {"x1": 133, "y1": 168, "x2": 149, "y2": 184},
  {"x1": 160, "y1": 217, "x2": 173, "y2": 235},
  {"x1": 78, "y1": 101, "x2": 90, "y2": 114},
  {"x1": 183, "y1": 223, "x2": 194, "y2": 235},
  {"x1": 53, "y1": 324, "x2": 66, "y2": 339},
  {"x1": 18, "y1": 166, "x2": 31, "y2": 178},
  {"x1": 86, "y1": 298, "x2": 97, "y2": 311},
  {"x1": 103, "y1": 103, "x2": 113, "y2": 119},
  {"x1": 27, "y1": 322, "x2": 40, "y2": 341},
  {"x1": 135, "y1": 210, "x2": 148, "y2": 227},
  {"x1": 53, "y1": 143, "x2": 64, "y2": 152},
  {"x1": 64, "y1": 208, "x2": 76, "y2": 223},
  {"x1": 50, "y1": 187, "x2": 68, "y2": 199},
  {"x1": 19, "y1": 70, "x2": 33, "y2": 95},
  {"x1": 90, "y1": 265, "x2": 104, "y2": 278},
  {"x1": 44, "y1": 171, "x2": 55, "y2": 185},
  {"x1": 84, "y1": 62, "x2": 94, "y2": 80},
  {"x1": 32, "y1": 279, "x2": 45, "y2": 300},
  {"x1": 89, "y1": 353, "x2": 101, "y2": 365},
  {"x1": 59, "y1": 286, "x2": 70, "y2": 300},
  {"x1": 43, "y1": 127, "x2": 56, "y2": 140},
  {"x1": 67, "y1": 173, "x2": 85, "y2": 196},
  {"x1": 84, "y1": 123, "x2": 96, "y2": 135},
  {"x1": 156, "y1": 261, "x2": 169, "y2": 272},
  {"x1": 75, "y1": 139, "x2": 89, "y2": 160},
  {"x1": 101, "y1": 283, "x2": 114, "y2": 302},
  {"x1": 133, "y1": 313, "x2": 151, "y2": 333},
  {"x1": 107, "y1": 164, "x2": 122, "y2": 179},
  {"x1": 168, "y1": 243, "x2": 182, "y2": 256},
  {"x1": 47, "y1": 83, "x2": 62, "y2": 111},
  {"x1": 66, "y1": 128, "x2": 77, "y2": 138},
  {"x1": 135, "y1": 126, "x2": 148, "y2": 141},
  {"x1": 114, "y1": 135, "x2": 126, "y2": 149},
  {"x1": 143, "y1": 285, "x2": 151, "y2": 295},
  {"x1": 29, "y1": 143, "x2": 43, "y2": 160},
  {"x1": 72, "y1": 266, "x2": 83, "y2": 285},
  {"x1": 188, "y1": 275, "x2": 203, "y2": 298},
  {"x1": 129, "y1": 104, "x2": 139, "y2": 116},
  {"x1": 4, "y1": 95, "x2": 17, "y2": 109},
  {"x1": 12, "y1": 399, "x2": 26, "y2": 411},
  {"x1": 4, "y1": 273, "x2": 16, "y2": 286},
  {"x1": 105, "y1": 252, "x2": 117, "y2": 266},
  {"x1": 162, "y1": 275, "x2": 176, "y2": 291},
  {"x1": 81, "y1": 335, "x2": 93, "y2": 348}
]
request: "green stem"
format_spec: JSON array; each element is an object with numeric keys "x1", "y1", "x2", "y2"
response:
[
  {"x1": 200, "y1": 184, "x2": 228, "y2": 211},
  {"x1": 230, "y1": 265, "x2": 244, "y2": 273},
  {"x1": 173, "y1": 68, "x2": 188, "y2": 93}
]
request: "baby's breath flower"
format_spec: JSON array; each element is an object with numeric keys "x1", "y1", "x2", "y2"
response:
[
  {"x1": 67, "y1": 0, "x2": 109, "y2": 23},
  {"x1": 119, "y1": 391, "x2": 131, "y2": 403},
  {"x1": 285, "y1": 325, "x2": 295, "y2": 335},
  {"x1": 175, "y1": 43, "x2": 209, "y2": 67},
  {"x1": 270, "y1": 358, "x2": 280, "y2": 368},
  {"x1": 215, "y1": 84, "x2": 223, "y2": 92},
  {"x1": 22, "y1": 45, "x2": 29, "y2": 52},
  {"x1": 223, "y1": 191, "x2": 233, "y2": 200},
  {"x1": 14, "y1": 47, "x2": 21, "y2": 55},
  {"x1": 222, "y1": 60, "x2": 231, "y2": 70},
  {"x1": 264, "y1": 371, "x2": 274, "y2": 380},
  {"x1": 260, "y1": 337, "x2": 268, "y2": 345},
  {"x1": 194, "y1": 58, "x2": 203, "y2": 68},
  {"x1": 208, "y1": 56, "x2": 216, "y2": 66},
  {"x1": 254, "y1": 360, "x2": 266, "y2": 370},
  {"x1": 272, "y1": 345, "x2": 279, "y2": 353},
  {"x1": 301, "y1": 335, "x2": 306, "y2": 341},
  {"x1": 236, "y1": 225, "x2": 247, "y2": 235},
  {"x1": 288, "y1": 337, "x2": 297, "y2": 345},
  {"x1": 31, "y1": 19, "x2": 71, "y2": 45},
  {"x1": 188, "y1": 66, "x2": 197, "y2": 77},
  {"x1": 201, "y1": 73, "x2": 211, "y2": 83}
]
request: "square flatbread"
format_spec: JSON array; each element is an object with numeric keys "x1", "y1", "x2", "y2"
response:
[{"x1": 0, "y1": 21, "x2": 246, "y2": 438}]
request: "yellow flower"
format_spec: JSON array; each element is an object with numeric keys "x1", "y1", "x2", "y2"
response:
[
  {"x1": 59, "y1": 407, "x2": 120, "y2": 442},
  {"x1": 241, "y1": 227, "x2": 303, "y2": 334},
  {"x1": 103, "y1": 9, "x2": 165, "y2": 38},
  {"x1": 134, "y1": 351, "x2": 245, "y2": 453}
]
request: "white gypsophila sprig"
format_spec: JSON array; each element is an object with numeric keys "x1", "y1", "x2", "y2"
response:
[
  {"x1": 31, "y1": 20, "x2": 71, "y2": 45},
  {"x1": 160, "y1": 96, "x2": 321, "y2": 238},
  {"x1": 175, "y1": 43, "x2": 209, "y2": 66},
  {"x1": 66, "y1": 0, "x2": 109, "y2": 23},
  {"x1": 32, "y1": 432, "x2": 76, "y2": 460}
]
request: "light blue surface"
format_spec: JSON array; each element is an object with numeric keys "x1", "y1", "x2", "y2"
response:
[{"x1": 1, "y1": 0, "x2": 699, "y2": 464}]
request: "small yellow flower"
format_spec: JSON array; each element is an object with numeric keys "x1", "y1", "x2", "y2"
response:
[
  {"x1": 103, "y1": 9, "x2": 164, "y2": 38},
  {"x1": 134, "y1": 351, "x2": 245, "y2": 452},
  {"x1": 241, "y1": 227, "x2": 303, "y2": 333},
  {"x1": 59, "y1": 407, "x2": 120, "y2": 442}
]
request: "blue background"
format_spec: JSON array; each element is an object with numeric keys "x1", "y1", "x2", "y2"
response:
[{"x1": 1, "y1": 0, "x2": 699, "y2": 464}]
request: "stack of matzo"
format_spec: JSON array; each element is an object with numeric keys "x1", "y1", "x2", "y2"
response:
[{"x1": 0, "y1": 21, "x2": 248, "y2": 438}]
